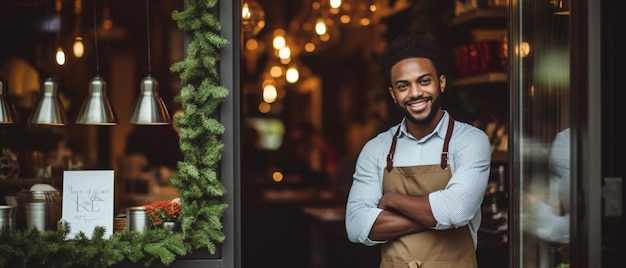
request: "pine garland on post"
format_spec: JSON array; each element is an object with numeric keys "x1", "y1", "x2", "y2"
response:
[{"x1": 170, "y1": 0, "x2": 229, "y2": 255}]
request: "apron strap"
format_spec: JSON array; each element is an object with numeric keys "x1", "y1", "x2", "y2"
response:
[
  {"x1": 386, "y1": 115, "x2": 455, "y2": 171},
  {"x1": 386, "y1": 126, "x2": 402, "y2": 172},
  {"x1": 440, "y1": 116, "x2": 455, "y2": 169}
]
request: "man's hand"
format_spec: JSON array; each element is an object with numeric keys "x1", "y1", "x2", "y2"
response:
[
  {"x1": 378, "y1": 192, "x2": 401, "y2": 210},
  {"x1": 368, "y1": 210, "x2": 426, "y2": 241}
]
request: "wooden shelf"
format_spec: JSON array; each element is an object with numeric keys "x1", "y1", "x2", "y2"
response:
[
  {"x1": 0, "y1": 178, "x2": 43, "y2": 188},
  {"x1": 449, "y1": 7, "x2": 508, "y2": 27},
  {"x1": 451, "y1": 72, "x2": 507, "y2": 87}
]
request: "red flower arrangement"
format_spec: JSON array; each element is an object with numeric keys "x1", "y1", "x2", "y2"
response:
[{"x1": 144, "y1": 198, "x2": 182, "y2": 226}]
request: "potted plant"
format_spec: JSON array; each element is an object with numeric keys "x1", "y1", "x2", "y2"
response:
[{"x1": 144, "y1": 198, "x2": 182, "y2": 231}]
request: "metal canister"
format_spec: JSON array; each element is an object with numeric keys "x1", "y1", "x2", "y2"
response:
[
  {"x1": 17, "y1": 190, "x2": 62, "y2": 231},
  {"x1": 126, "y1": 206, "x2": 150, "y2": 232},
  {"x1": 0, "y1": 205, "x2": 16, "y2": 232}
]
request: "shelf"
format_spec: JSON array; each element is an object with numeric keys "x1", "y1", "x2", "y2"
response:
[
  {"x1": 449, "y1": 7, "x2": 508, "y2": 26},
  {"x1": 0, "y1": 178, "x2": 43, "y2": 188},
  {"x1": 450, "y1": 72, "x2": 507, "y2": 87}
]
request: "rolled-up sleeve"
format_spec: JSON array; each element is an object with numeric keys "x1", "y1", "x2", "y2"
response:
[
  {"x1": 345, "y1": 139, "x2": 386, "y2": 246},
  {"x1": 429, "y1": 128, "x2": 491, "y2": 230}
]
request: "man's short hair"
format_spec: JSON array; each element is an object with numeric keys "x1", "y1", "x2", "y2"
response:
[{"x1": 382, "y1": 34, "x2": 443, "y2": 86}]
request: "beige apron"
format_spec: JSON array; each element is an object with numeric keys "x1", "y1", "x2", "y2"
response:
[{"x1": 380, "y1": 118, "x2": 477, "y2": 268}]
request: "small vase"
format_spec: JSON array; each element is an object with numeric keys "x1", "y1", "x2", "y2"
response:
[{"x1": 162, "y1": 221, "x2": 180, "y2": 234}]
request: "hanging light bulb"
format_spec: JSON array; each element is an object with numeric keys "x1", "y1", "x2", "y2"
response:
[
  {"x1": 314, "y1": 18, "x2": 327, "y2": 35},
  {"x1": 0, "y1": 78, "x2": 17, "y2": 124},
  {"x1": 29, "y1": 0, "x2": 66, "y2": 126},
  {"x1": 285, "y1": 66, "x2": 299, "y2": 84},
  {"x1": 75, "y1": 0, "x2": 117, "y2": 125},
  {"x1": 242, "y1": 0, "x2": 266, "y2": 39},
  {"x1": 324, "y1": 0, "x2": 377, "y2": 27},
  {"x1": 290, "y1": 0, "x2": 341, "y2": 55},
  {"x1": 73, "y1": 37, "x2": 84, "y2": 58},
  {"x1": 53, "y1": 0, "x2": 65, "y2": 65},
  {"x1": 55, "y1": 47, "x2": 66, "y2": 65},
  {"x1": 73, "y1": 0, "x2": 84, "y2": 58},
  {"x1": 130, "y1": 0, "x2": 170, "y2": 125},
  {"x1": 262, "y1": 83, "x2": 278, "y2": 103}
]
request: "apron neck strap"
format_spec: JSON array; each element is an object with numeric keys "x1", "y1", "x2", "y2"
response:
[
  {"x1": 441, "y1": 116, "x2": 454, "y2": 169},
  {"x1": 385, "y1": 115, "x2": 456, "y2": 172},
  {"x1": 386, "y1": 126, "x2": 402, "y2": 172}
]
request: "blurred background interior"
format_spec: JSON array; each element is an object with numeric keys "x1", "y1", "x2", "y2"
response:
[{"x1": 0, "y1": 0, "x2": 515, "y2": 267}]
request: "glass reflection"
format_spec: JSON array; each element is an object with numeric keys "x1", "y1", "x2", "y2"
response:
[{"x1": 514, "y1": 0, "x2": 571, "y2": 267}]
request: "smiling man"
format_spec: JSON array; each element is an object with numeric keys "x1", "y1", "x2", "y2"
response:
[{"x1": 345, "y1": 34, "x2": 491, "y2": 268}]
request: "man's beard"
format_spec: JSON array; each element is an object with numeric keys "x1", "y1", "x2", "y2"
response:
[{"x1": 397, "y1": 94, "x2": 443, "y2": 126}]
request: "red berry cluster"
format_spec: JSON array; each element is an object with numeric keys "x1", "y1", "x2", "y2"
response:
[{"x1": 144, "y1": 200, "x2": 182, "y2": 226}]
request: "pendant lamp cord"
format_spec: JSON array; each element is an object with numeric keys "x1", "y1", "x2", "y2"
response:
[
  {"x1": 146, "y1": 0, "x2": 152, "y2": 75},
  {"x1": 92, "y1": 0, "x2": 100, "y2": 75},
  {"x1": 46, "y1": 0, "x2": 53, "y2": 77}
]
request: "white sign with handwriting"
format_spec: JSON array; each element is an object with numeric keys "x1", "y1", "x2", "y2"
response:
[{"x1": 62, "y1": 170, "x2": 115, "y2": 239}]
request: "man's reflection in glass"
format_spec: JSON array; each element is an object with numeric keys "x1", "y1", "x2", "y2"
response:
[{"x1": 525, "y1": 128, "x2": 570, "y2": 268}]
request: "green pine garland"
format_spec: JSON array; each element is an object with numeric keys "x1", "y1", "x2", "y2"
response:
[
  {"x1": 0, "y1": 0, "x2": 228, "y2": 267},
  {"x1": 169, "y1": 0, "x2": 229, "y2": 254}
]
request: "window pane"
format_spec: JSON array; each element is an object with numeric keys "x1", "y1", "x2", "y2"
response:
[{"x1": 514, "y1": 0, "x2": 571, "y2": 267}]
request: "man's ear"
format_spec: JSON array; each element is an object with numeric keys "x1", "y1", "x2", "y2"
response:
[{"x1": 439, "y1": 75, "x2": 447, "y2": 93}]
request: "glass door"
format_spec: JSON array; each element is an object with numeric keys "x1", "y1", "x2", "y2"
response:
[{"x1": 509, "y1": 0, "x2": 572, "y2": 267}]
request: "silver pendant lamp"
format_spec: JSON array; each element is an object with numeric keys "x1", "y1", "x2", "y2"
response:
[
  {"x1": 129, "y1": 0, "x2": 170, "y2": 125},
  {"x1": 129, "y1": 75, "x2": 170, "y2": 125},
  {"x1": 75, "y1": 76, "x2": 118, "y2": 125},
  {"x1": 75, "y1": 0, "x2": 117, "y2": 125},
  {"x1": 28, "y1": 77, "x2": 67, "y2": 126},
  {"x1": 28, "y1": 0, "x2": 67, "y2": 126},
  {"x1": 0, "y1": 78, "x2": 17, "y2": 124}
]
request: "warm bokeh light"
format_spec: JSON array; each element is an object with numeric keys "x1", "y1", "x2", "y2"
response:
[
  {"x1": 278, "y1": 47, "x2": 291, "y2": 60},
  {"x1": 258, "y1": 102, "x2": 271, "y2": 113},
  {"x1": 272, "y1": 29, "x2": 286, "y2": 49},
  {"x1": 517, "y1": 41, "x2": 531, "y2": 57},
  {"x1": 55, "y1": 47, "x2": 66, "y2": 66},
  {"x1": 241, "y1": 0, "x2": 266, "y2": 38},
  {"x1": 340, "y1": 15, "x2": 350, "y2": 24},
  {"x1": 272, "y1": 171, "x2": 284, "y2": 182},
  {"x1": 103, "y1": 18, "x2": 113, "y2": 30},
  {"x1": 246, "y1": 39, "x2": 258, "y2": 50},
  {"x1": 304, "y1": 43, "x2": 316, "y2": 52},
  {"x1": 72, "y1": 37, "x2": 84, "y2": 58},
  {"x1": 263, "y1": 84, "x2": 278, "y2": 103},
  {"x1": 319, "y1": 33, "x2": 330, "y2": 42},
  {"x1": 270, "y1": 65, "x2": 283, "y2": 78},
  {"x1": 285, "y1": 67, "x2": 299, "y2": 83},
  {"x1": 315, "y1": 18, "x2": 327, "y2": 35},
  {"x1": 330, "y1": 0, "x2": 341, "y2": 9},
  {"x1": 312, "y1": 1, "x2": 321, "y2": 10},
  {"x1": 280, "y1": 58, "x2": 291, "y2": 65},
  {"x1": 242, "y1": 3, "x2": 252, "y2": 19}
]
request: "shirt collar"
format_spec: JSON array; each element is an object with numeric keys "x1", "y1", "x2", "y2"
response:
[{"x1": 399, "y1": 111, "x2": 450, "y2": 142}]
